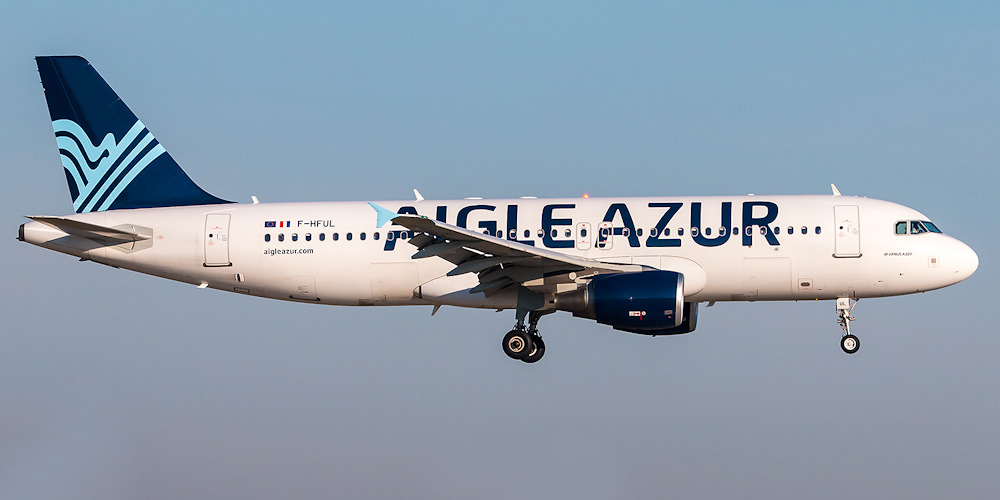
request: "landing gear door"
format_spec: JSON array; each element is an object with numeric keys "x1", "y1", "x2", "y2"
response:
[
  {"x1": 204, "y1": 213, "x2": 231, "y2": 267},
  {"x1": 575, "y1": 222, "x2": 592, "y2": 250},
  {"x1": 834, "y1": 205, "x2": 861, "y2": 258}
]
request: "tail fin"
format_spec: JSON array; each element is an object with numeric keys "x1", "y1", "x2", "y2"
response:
[{"x1": 35, "y1": 56, "x2": 231, "y2": 213}]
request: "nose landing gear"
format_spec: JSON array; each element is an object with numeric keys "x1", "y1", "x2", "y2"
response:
[{"x1": 837, "y1": 297, "x2": 860, "y2": 354}]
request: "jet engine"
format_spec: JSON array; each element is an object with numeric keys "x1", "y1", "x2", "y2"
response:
[{"x1": 555, "y1": 270, "x2": 699, "y2": 335}]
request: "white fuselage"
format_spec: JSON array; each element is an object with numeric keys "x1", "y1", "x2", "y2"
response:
[{"x1": 21, "y1": 195, "x2": 978, "y2": 311}]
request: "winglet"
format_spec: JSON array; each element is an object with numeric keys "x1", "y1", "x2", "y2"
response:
[
  {"x1": 368, "y1": 202, "x2": 398, "y2": 228},
  {"x1": 831, "y1": 184, "x2": 842, "y2": 196},
  {"x1": 413, "y1": 189, "x2": 424, "y2": 201}
]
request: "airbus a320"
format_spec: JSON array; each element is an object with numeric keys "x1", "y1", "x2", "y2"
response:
[{"x1": 19, "y1": 56, "x2": 979, "y2": 362}]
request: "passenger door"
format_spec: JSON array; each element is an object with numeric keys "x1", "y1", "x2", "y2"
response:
[
  {"x1": 204, "y1": 214, "x2": 231, "y2": 267},
  {"x1": 833, "y1": 205, "x2": 861, "y2": 258}
]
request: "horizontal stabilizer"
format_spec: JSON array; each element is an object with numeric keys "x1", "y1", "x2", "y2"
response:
[{"x1": 28, "y1": 216, "x2": 150, "y2": 243}]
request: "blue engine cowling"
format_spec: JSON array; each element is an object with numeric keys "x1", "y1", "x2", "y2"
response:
[{"x1": 556, "y1": 271, "x2": 697, "y2": 335}]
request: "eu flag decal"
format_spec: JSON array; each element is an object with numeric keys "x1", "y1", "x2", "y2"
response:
[{"x1": 264, "y1": 221, "x2": 276, "y2": 228}]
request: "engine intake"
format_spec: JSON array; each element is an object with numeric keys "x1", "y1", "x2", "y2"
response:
[{"x1": 556, "y1": 271, "x2": 689, "y2": 333}]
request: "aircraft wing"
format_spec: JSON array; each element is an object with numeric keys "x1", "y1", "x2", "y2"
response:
[{"x1": 389, "y1": 213, "x2": 641, "y2": 296}]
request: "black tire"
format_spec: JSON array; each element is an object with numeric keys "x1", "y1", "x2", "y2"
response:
[
  {"x1": 502, "y1": 330, "x2": 534, "y2": 360},
  {"x1": 522, "y1": 335, "x2": 545, "y2": 363},
  {"x1": 841, "y1": 334, "x2": 860, "y2": 354}
]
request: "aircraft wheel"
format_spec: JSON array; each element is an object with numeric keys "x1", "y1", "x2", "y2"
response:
[
  {"x1": 522, "y1": 335, "x2": 545, "y2": 363},
  {"x1": 841, "y1": 334, "x2": 860, "y2": 354},
  {"x1": 502, "y1": 329, "x2": 533, "y2": 360}
]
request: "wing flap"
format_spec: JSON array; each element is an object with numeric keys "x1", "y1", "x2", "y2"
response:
[
  {"x1": 390, "y1": 214, "x2": 635, "y2": 275},
  {"x1": 387, "y1": 212, "x2": 643, "y2": 295}
]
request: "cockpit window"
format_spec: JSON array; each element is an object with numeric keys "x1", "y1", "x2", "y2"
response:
[{"x1": 896, "y1": 220, "x2": 943, "y2": 235}]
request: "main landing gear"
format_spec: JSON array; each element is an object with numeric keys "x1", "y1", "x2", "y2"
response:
[
  {"x1": 837, "y1": 297, "x2": 860, "y2": 354},
  {"x1": 502, "y1": 310, "x2": 549, "y2": 363}
]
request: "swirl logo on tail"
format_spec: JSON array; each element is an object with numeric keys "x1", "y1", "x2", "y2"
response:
[{"x1": 53, "y1": 118, "x2": 165, "y2": 213}]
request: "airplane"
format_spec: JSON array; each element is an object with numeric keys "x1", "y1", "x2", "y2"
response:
[{"x1": 18, "y1": 56, "x2": 979, "y2": 363}]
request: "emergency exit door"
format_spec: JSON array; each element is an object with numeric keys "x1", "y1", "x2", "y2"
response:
[
  {"x1": 576, "y1": 222, "x2": 592, "y2": 250},
  {"x1": 204, "y1": 214, "x2": 231, "y2": 266},
  {"x1": 833, "y1": 205, "x2": 861, "y2": 258}
]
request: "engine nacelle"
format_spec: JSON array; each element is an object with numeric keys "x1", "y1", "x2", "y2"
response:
[{"x1": 555, "y1": 271, "x2": 691, "y2": 333}]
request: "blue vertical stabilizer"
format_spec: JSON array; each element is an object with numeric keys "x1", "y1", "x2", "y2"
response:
[{"x1": 36, "y1": 56, "x2": 231, "y2": 212}]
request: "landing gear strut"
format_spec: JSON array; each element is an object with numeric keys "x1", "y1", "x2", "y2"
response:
[
  {"x1": 837, "y1": 297, "x2": 860, "y2": 354},
  {"x1": 502, "y1": 310, "x2": 550, "y2": 363}
]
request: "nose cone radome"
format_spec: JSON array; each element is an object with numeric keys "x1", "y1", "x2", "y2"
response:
[{"x1": 952, "y1": 241, "x2": 979, "y2": 284}]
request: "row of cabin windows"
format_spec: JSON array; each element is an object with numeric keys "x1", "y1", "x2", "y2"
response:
[
  {"x1": 263, "y1": 225, "x2": 823, "y2": 243},
  {"x1": 264, "y1": 231, "x2": 414, "y2": 243},
  {"x1": 479, "y1": 226, "x2": 822, "y2": 239}
]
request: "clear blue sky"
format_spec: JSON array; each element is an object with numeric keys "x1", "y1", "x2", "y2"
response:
[{"x1": 2, "y1": 2, "x2": 997, "y2": 498}]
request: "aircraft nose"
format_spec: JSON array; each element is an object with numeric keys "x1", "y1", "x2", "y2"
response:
[{"x1": 952, "y1": 240, "x2": 979, "y2": 284}]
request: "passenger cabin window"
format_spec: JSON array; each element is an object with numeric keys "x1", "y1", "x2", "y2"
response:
[
  {"x1": 787, "y1": 226, "x2": 793, "y2": 235},
  {"x1": 333, "y1": 233, "x2": 339, "y2": 241},
  {"x1": 305, "y1": 233, "x2": 312, "y2": 241},
  {"x1": 278, "y1": 234, "x2": 285, "y2": 242},
  {"x1": 815, "y1": 226, "x2": 822, "y2": 234},
  {"x1": 291, "y1": 233, "x2": 298, "y2": 242},
  {"x1": 319, "y1": 233, "x2": 326, "y2": 241},
  {"x1": 801, "y1": 226, "x2": 807, "y2": 235},
  {"x1": 264, "y1": 234, "x2": 271, "y2": 242}
]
